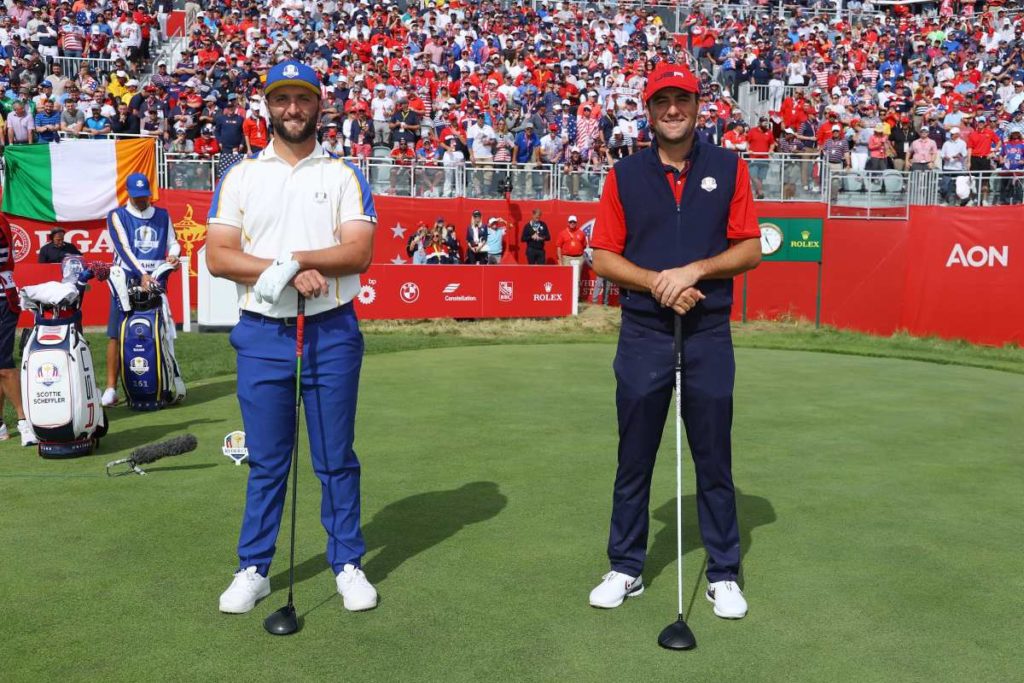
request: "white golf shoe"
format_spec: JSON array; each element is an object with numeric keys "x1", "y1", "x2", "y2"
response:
[
  {"x1": 589, "y1": 571, "x2": 644, "y2": 608},
  {"x1": 219, "y1": 566, "x2": 270, "y2": 614},
  {"x1": 18, "y1": 420, "x2": 37, "y2": 447},
  {"x1": 336, "y1": 564, "x2": 378, "y2": 611},
  {"x1": 706, "y1": 580, "x2": 748, "y2": 619},
  {"x1": 0, "y1": 423, "x2": 9, "y2": 440},
  {"x1": 101, "y1": 387, "x2": 119, "y2": 407}
]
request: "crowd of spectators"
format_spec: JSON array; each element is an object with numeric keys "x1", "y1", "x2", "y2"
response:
[{"x1": 0, "y1": 0, "x2": 1022, "y2": 203}]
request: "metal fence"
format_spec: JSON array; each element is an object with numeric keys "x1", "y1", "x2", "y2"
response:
[
  {"x1": 738, "y1": 83, "x2": 809, "y2": 125},
  {"x1": 51, "y1": 55, "x2": 119, "y2": 78},
  {"x1": 826, "y1": 168, "x2": 915, "y2": 220},
  {"x1": 143, "y1": 146, "x2": 1024, "y2": 215},
  {"x1": 160, "y1": 154, "x2": 217, "y2": 191},
  {"x1": 738, "y1": 153, "x2": 824, "y2": 202}
]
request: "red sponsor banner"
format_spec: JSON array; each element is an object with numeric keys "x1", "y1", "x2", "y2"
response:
[
  {"x1": 900, "y1": 207, "x2": 1023, "y2": 345},
  {"x1": 5, "y1": 189, "x2": 1021, "y2": 344},
  {"x1": 354, "y1": 264, "x2": 574, "y2": 319}
]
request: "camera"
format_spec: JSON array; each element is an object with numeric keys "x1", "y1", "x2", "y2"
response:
[{"x1": 499, "y1": 174, "x2": 514, "y2": 195}]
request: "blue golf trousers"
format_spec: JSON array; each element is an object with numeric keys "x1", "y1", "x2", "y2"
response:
[
  {"x1": 230, "y1": 303, "x2": 366, "y2": 576},
  {"x1": 607, "y1": 313, "x2": 740, "y2": 582}
]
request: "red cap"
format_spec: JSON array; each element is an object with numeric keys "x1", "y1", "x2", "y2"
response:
[
  {"x1": 548, "y1": 123, "x2": 558, "y2": 131},
  {"x1": 643, "y1": 63, "x2": 700, "y2": 102}
]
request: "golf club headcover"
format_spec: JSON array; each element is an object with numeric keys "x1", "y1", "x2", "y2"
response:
[
  {"x1": 129, "y1": 434, "x2": 198, "y2": 466},
  {"x1": 89, "y1": 262, "x2": 111, "y2": 282},
  {"x1": 107, "y1": 266, "x2": 131, "y2": 313},
  {"x1": 150, "y1": 261, "x2": 177, "y2": 284}
]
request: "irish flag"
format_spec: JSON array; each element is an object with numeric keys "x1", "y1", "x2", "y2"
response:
[{"x1": 2, "y1": 139, "x2": 158, "y2": 222}]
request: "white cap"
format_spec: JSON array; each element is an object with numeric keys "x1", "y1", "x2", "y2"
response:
[
  {"x1": 950, "y1": 127, "x2": 960, "y2": 134},
  {"x1": 568, "y1": 215, "x2": 578, "y2": 222}
]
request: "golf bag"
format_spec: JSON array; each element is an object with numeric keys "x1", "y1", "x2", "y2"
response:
[
  {"x1": 19, "y1": 256, "x2": 109, "y2": 458},
  {"x1": 110, "y1": 263, "x2": 185, "y2": 411}
]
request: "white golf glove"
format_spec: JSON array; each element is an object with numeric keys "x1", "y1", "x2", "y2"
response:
[{"x1": 253, "y1": 257, "x2": 300, "y2": 305}]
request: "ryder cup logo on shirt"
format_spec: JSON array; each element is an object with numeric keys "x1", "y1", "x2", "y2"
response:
[
  {"x1": 701, "y1": 177, "x2": 717, "y2": 192},
  {"x1": 134, "y1": 224, "x2": 159, "y2": 254}
]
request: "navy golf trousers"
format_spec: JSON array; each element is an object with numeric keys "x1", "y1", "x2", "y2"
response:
[
  {"x1": 607, "y1": 313, "x2": 740, "y2": 582},
  {"x1": 230, "y1": 303, "x2": 366, "y2": 576}
]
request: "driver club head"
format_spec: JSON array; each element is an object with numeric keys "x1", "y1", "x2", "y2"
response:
[
  {"x1": 658, "y1": 618, "x2": 696, "y2": 651},
  {"x1": 263, "y1": 604, "x2": 300, "y2": 636}
]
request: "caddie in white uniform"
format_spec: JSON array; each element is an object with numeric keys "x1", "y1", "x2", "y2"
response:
[{"x1": 205, "y1": 60, "x2": 379, "y2": 615}]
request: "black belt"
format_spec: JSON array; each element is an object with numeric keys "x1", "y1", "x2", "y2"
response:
[{"x1": 240, "y1": 302, "x2": 352, "y2": 327}]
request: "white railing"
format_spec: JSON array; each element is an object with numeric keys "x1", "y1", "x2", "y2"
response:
[
  {"x1": 738, "y1": 152, "x2": 825, "y2": 202},
  {"x1": 52, "y1": 55, "x2": 119, "y2": 78},
  {"x1": 160, "y1": 154, "x2": 217, "y2": 191},
  {"x1": 738, "y1": 83, "x2": 810, "y2": 123},
  {"x1": 826, "y1": 168, "x2": 913, "y2": 220},
  {"x1": 142, "y1": 145, "x2": 1024, "y2": 213}
]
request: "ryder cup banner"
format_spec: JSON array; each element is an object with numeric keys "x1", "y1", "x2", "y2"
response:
[
  {"x1": 758, "y1": 218, "x2": 823, "y2": 263},
  {"x1": 355, "y1": 264, "x2": 575, "y2": 319}
]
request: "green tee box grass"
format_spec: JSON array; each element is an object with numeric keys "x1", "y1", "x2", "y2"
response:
[{"x1": 0, "y1": 322, "x2": 1021, "y2": 681}]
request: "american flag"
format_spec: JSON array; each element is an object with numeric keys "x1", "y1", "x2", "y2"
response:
[{"x1": 216, "y1": 152, "x2": 245, "y2": 181}]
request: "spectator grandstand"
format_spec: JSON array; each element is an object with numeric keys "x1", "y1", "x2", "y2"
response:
[{"x1": 1, "y1": 0, "x2": 1022, "y2": 208}]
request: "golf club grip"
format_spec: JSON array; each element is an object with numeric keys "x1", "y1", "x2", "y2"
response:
[{"x1": 295, "y1": 295, "x2": 305, "y2": 357}]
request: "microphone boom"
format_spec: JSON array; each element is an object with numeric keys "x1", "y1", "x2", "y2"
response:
[{"x1": 106, "y1": 434, "x2": 198, "y2": 476}]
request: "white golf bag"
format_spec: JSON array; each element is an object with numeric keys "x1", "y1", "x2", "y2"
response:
[
  {"x1": 108, "y1": 262, "x2": 185, "y2": 411},
  {"x1": 20, "y1": 256, "x2": 109, "y2": 458}
]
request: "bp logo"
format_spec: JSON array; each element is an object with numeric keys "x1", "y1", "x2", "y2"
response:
[
  {"x1": 399, "y1": 282, "x2": 419, "y2": 303},
  {"x1": 36, "y1": 362, "x2": 60, "y2": 387},
  {"x1": 10, "y1": 223, "x2": 31, "y2": 262},
  {"x1": 129, "y1": 356, "x2": 150, "y2": 376},
  {"x1": 357, "y1": 284, "x2": 376, "y2": 305}
]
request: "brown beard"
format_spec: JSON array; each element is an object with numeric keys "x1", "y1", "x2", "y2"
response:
[{"x1": 270, "y1": 110, "x2": 318, "y2": 144}]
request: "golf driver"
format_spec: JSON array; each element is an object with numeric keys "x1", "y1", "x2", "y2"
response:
[
  {"x1": 264, "y1": 294, "x2": 306, "y2": 636},
  {"x1": 658, "y1": 314, "x2": 696, "y2": 651}
]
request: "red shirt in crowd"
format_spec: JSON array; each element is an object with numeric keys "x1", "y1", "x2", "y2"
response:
[
  {"x1": 967, "y1": 128, "x2": 1000, "y2": 157},
  {"x1": 556, "y1": 226, "x2": 588, "y2": 257},
  {"x1": 746, "y1": 126, "x2": 775, "y2": 158}
]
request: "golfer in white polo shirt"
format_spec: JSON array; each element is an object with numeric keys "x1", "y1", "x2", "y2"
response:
[{"x1": 206, "y1": 60, "x2": 379, "y2": 615}]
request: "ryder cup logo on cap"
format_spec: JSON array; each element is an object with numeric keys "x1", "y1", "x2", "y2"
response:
[
  {"x1": 265, "y1": 60, "x2": 321, "y2": 97},
  {"x1": 127, "y1": 172, "x2": 151, "y2": 198}
]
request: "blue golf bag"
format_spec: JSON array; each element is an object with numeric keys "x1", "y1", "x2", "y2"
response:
[{"x1": 109, "y1": 264, "x2": 186, "y2": 411}]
